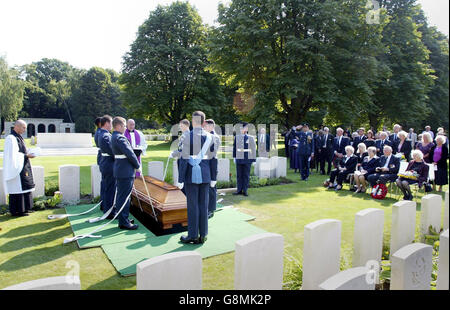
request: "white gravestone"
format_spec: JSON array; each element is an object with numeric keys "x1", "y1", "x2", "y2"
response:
[
  {"x1": 59, "y1": 165, "x2": 80, "y2": 204},
  {"x1": 353, "y1": 208, "x2": 385, "y2": 268},
  {"x1": 254, "y1": 157, "x2": 263, "y2": 177},
  {"x1": 136, "y1": 251, "x2": 202, "y2": 290},
  {"x1": 319, "y1": 266, "x2": 375, "y2": 290},
  {"x1": 0, "y1": 168, "x2": 8, "y2": 205},
  {"x1": 302, "y1": 219, "x2": 342, "y2": 290},
  {"x1": 269, "y1": 156, "x2": 278, "y2": 178},
  {"x1": 444, "y1": 191, "x2": 449, "y2": 231},
  {"x1": 2, "y1": 276, "x2": 81, "y2": 290},
  {"x1": 390, "y1": 201, "x2": 416, "y2": 255},
  {"x1": 37, "y1": 133, "x2": 92, "y2": 148},
  {"x1": 420, "y1": 194, "x2": 442, "y2": 239},
  {"x1": 172, "y1": 160, "x2": 179, "y2": 187},
  {"x1": 148, "y1": 161, "x2": 164, "y2": 180},
  {"x1": 390, "y1": 243, "x2": 433, "y2": 290},
  {"x1": 31, "y1": 166, "x2": 45, "y2": 198},
  {"x1": 276, "y1": 157, "x2": 287, "y2": 178},
  {"x1": 234, "y1": 233, "x2": 284, "y2": 290},
  {"x1": 258, "y1": 158, "x2": 271, "y2": 179},
  {"x1": 90, "y1": 164, "x2": 101, "y2": 198},
  {"x1": 217, "y1": 158, "x2": 230, "y2": 182},
  {"x1": 436, "y1": 229, "x2": 449, "y2": 290}
]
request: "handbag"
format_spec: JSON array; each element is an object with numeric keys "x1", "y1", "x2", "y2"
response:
[{"x1": 424, "y1": 183, "x2": 432, "y2": 193}]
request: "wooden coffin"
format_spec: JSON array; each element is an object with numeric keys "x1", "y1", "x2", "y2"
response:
[{"x1": 131, "y1": 176, "x2": 187, "y2": 229}]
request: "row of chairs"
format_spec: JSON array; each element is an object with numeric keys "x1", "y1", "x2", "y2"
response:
[{"x1": 345, "y1": 162, "x2": 435, "y2": 202}]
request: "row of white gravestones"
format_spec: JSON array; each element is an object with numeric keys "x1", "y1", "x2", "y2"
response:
[
  {"x1": 0, "y1": 167, "x2": 45, "y2": 204},
  {"x1": 136, "y1": 233, "x2": 284, "y2": 290},
  {"x1": 254, "y1": 157, "x2": 287, "y2": 179}
]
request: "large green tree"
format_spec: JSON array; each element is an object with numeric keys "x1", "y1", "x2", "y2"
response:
[
  {"x1": 120, "y1": 1, "x2": 230, "y2": 126},
  {"x1": 0, "y1": 57, "x2": 24, "y2": 132},
  {"x1": 70, "y1": 67, "x2": 124, "y2": 133},
  {"x1": 208, "y1": 0, "x2": 386, "y2": 129}
]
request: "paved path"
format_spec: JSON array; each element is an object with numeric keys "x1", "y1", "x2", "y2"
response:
[{"x1": 0, "y1": 147, "x2": 99, "y2": 158}]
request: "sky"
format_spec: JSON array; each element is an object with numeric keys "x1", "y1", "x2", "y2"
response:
[{"x1": 0, "y1": 0, "x2": 448, "y2": 73}]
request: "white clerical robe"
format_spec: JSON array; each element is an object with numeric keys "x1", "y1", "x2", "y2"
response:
[
  {"x1": 129, "y1": 130, "x2": 148, "y2": 156},
  {"x1": 2, "y1": 135, "x2": 35, "y2": 194}
]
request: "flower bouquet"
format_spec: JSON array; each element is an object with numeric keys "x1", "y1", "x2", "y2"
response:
[{"x1": 397, "y1": 170, "x2": 419, "y2": 180}]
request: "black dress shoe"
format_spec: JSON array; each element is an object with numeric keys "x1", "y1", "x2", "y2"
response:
[
  {"x1": 198, "y1": 236, "x2": 207, "y2": 244},
  {"x1": 106, "y1": 214, "x2": 117, "y2": 220},
  {"x1": 208, "y1": 212, "x2": 214, "y2": 219},
  {"x1": 119, "y1": 223, "x2": 138, "y2": 230},
  {"x1": 180, "y1": 235, "x2": 200, "y2": 244},
  {"x1": 243, "y1": 192, "x2": 248, "y2": 196},
  {"x1": 12, "y1": 213, "x2": 29, "y2": 217},
  {"x1": 232, "y1": 191, "x2": 242, "y2": 195}
]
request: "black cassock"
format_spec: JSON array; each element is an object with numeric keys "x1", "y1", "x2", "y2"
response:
[{"x1": 9, "y1": 130, "x2": 35, "y2": 215}]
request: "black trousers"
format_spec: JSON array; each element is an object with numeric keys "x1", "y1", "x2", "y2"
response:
[
  {"x1": 319, "y1": 149, "x2": 333, "y2": 174},
  {"x1": 330, "y1": 170, "x2": 351, "y2": 186},
  {"x1": 185, "y1": 183, "x2": 209, "y2": 239},
  {"x1": 236, "y1": 163, "x2": 251, "y2": 193},
  {"x1": 367, "y1": 173, "x2": 398, "y2": 187},
  {"x1": 208, "y1": 185, "x2": 217, "y2": 213},
  {"x1": 9, "y1": 192, "x2": 33, "y2": 215}
]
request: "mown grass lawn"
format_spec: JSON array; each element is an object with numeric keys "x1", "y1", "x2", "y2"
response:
[{"x1": 0, "y1": 140, "x2": 447, "y2": 289}]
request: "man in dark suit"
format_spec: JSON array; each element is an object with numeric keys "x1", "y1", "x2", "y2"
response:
[
  {"x1": 318, "y1": 127, "x2": 334, "y2": 175},
  {"x1": 204, "y1": 119, "x2": 220, "y2": 219},
  {"x1": 389, "y1": 124, "x2": 402, "y2": 145},
  {"x1": 375, "y1": 131, "x2": 393, "y2": 157},
  {"x1": 367, "y1": 145, "x2": 400, "y2": 188},
  {"x1": 98, "y1": 115, "x2": 116, "y2": 219},
  {"x1": 352, "y1": 128, "x2": 367, "y2": 151},
  {"x1": 333, "y1": 127, "x2": 350, "y2": 167},
  {"x1": 178, "y1": 111, "x2": 214, "y2": 244},
  {"x1": 233, "y1": 122, "x2": 257, "y2": 196},
  {"x1": 257, "y1": 127, "x2": 270, "y2": 158},
  {"x1": 298, "y1": 124, "x2": 315, "y2": 181},
  {"x1": 111, "y1": 117, "x2": 141, "y2": 230}
]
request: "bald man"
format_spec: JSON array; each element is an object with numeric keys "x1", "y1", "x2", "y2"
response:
[
  {"x1": 2, "y1": 120, "x2": 36, "y2": 216},
  {"x1": 123, "y1": 119, "x2": 147, "y2": 177}
]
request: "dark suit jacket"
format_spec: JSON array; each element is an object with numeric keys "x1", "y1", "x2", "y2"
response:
[
  {"x1": 375, "y1": 139, "x2": 393, "y2": 156},
  {"x1": 376, "y1": 155, "x2": 400, "y2": 175},
  {"x1": 111, "y1": 131, "x2": 140, "y2": 179},
  {"x1": 333, "y1": 136, "x2": 350, "y2": 155},
  {"x1": 319, "y1": 133, "x2": 334, "y2": 153},
  {"x1": 338, "y1": 155, "x2": 358, "y2": 172},
  {"x1": 98, "y1": 129, "x2": 114, "y2": 174},
  {"x1": 209, "y1": 131, "x2": 221, "y2": 182},
  {"x1": 353, "y1": 135, "x2": 367, "y2": 149},
  {"x1": 430, "y1": 144, "x2": 449, "y2": 169},
  {"x1": 257, "y1": 133, "x2": 270, "y2": 153},
  {"x1": 360, "y1": 156, "x2": 380, "y2": 175},
  {"x1": 393, "y1": 139, "x2": 412, "y2": 161},
  {"x1": 178, "y1": 128, "x2": 214, "y2": 184}
]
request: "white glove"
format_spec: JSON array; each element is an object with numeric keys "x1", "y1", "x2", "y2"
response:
[
  {"x1": 169, "y1": 151, "x2": 174, "y2": 158},
  {"x1": 233, "y1": 159, "x2": 236, "y2": 164},
  {"x1": 138, "y1": 166, "x2": 143, "y2": 173},
  {"x1": 210, "y1": 181, "x2": 217, "y2": 188},
  {"x1": 177, "y1": 182, "x2": 184, "y2": 190}
]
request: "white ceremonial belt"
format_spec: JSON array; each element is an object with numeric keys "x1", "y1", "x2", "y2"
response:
[
  {"x1": 237, "y1": 149, "x2": 251, "y2": 152},
  {"x1": 101, "y1": 153, "x2": 111, "y2": 157},
  {"x1": 115, "y1": 155, "x2": 127, "y2": 159},
  {"x1": 190, "y1": 155, "x2": 208, "y2": 160}
]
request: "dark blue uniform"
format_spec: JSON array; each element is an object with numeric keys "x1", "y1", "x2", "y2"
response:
[
  {"x1": 208, "y1": 131, "x2": 220, "y2": 214},
  {"x1": 98, "y1": 129, "x2": 116, "y2": 216},
  {"x1": 233, "y1": 134, "x2": 256, "y2": 194},
  {"x1": 298, "y1": 131, "x2": 315, "y2": 180},
  {"x1": 94, "y1": 128, "x2": 103, "y2": 210},
  {"x1": 178, "y1": 128, "x2": 214, "y2": 239},
  {"x1": 111, "y1": 131, "x2": 140, "y2": 227}
]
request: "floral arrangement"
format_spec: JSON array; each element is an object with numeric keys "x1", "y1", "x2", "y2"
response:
[{"x1": 398, "y1": 170, "x2": 419, "y2": 180}]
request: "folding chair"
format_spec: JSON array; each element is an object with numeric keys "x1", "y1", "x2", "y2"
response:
[{"x1": 391, "y1": 161, "x2": 409, "y2": 199}]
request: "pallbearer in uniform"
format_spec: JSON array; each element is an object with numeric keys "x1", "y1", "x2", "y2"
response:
[
  {"x1": 94, "y1": 117, "x2": 104, "y2": 211},
  {"x1": 204, "y1": 119, "x2": 220, "y2": 219},
  {"x1": 111, "y1": 117, "x2": 141, "y2": 230},
  {"x1": 98, "y1": 115, "x2": 116, "y2": 218},
  {"x1": 233, "y1": 122, "x2": 256, "y2": 196},
  {"x1": 124, "y1": 119, "x2": 147, "y2": 177},
  {"x1": 178, "y1": 111, "x2": 213, "y2": 244},
  {"x1": 2, "y1": 120, "x2": 36, "y2": 216},
  {"x1": 170, "y1": 119, "x2": 191, "y2": 194},
  {"x1": 298, "y1": 124, "x2": 315, "y2": 181}
]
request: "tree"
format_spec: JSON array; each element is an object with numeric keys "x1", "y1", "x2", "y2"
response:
[
  {"x1": 369, "y1": 0, "x2": 435, "y2": 130},
  {"x1": 121, "y1": 1, "x2": 229, "y2": 126},
  {"x1": 70, "y1": 67, "x2": 124, "y2": 133},
  {"x1": 0, "y1": 57, "x2": 24, "y2": 132},
  {"x1": 208, "y1": 0, "x2": 387, "y2": 129}
]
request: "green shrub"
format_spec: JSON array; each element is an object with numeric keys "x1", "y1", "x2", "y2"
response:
[{"x1": 45, "y1": 179, "x2": 59, "y2": 196}]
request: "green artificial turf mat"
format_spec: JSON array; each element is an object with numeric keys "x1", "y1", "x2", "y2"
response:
[{"x1": 101, "y1": 207, "x2": 266, "y2": 276}]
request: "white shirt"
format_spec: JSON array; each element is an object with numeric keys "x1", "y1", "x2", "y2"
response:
[
  {"x1": 383, "y1": 155, "x2": 391, "y2": 169},
  {"x1": 323, "y1": 134, "x2": 328, "y2": 147}
]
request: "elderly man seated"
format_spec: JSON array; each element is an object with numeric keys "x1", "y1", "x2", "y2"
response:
[
  {"x1": 327, "y1": 145, "x2": 358, "y2": 191},
  {"x1": 367, "y1": 145, "x2": 400, "y2": 188}
]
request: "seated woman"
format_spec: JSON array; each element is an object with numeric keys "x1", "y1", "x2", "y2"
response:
[
  {"x1": 355, "y1": 143, "x2": 368, "y2": 164},
  {"x1": 394, "y1": 130, "x2": 412, "y2": 161},
  {"x1": 396, "y1": 150, "x2": 429, "y2": 201},
  {"x1": 354, "y1": 146, "x2": 379, "y2": 193},
  {"x1": 327, "y1": 145, "x2": 358, "y2": 191},
  {"x1": 431, "y1": 135, "x2": 449, "y2": 192},
  {"x1": 364, "y1": 130, "x2": 376, "y2": 148}
]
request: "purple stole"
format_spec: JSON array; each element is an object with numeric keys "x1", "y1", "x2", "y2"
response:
[{"x1": 124, "y1": 129, "x2": 141, "y2": 177}]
